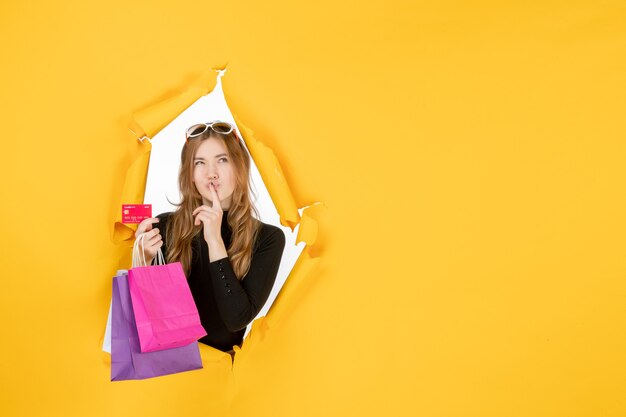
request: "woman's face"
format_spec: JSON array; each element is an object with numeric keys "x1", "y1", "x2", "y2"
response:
[{"x1": 192, "y1": 137, "x2": 236, "y2": 210}]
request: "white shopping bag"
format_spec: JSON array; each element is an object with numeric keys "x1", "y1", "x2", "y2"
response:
[{"x1": 102, "y1": 270, "x2": 128, "y2": 353}]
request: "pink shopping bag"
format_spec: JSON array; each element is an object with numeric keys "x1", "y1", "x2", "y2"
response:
[{"x1": 128, "y1": 234, "x2": 207, "y2": 353}]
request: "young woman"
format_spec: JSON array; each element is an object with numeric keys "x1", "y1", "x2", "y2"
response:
[{"x1": 134, "y1": 121, "x2": 286, "y2": 353}]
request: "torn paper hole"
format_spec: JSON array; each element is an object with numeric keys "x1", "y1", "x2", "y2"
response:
[
  {"x1": 140, "y1": 69, "x2": 310, "y2": 342},
  {"x1": 108, "y1": 68, "x2": 322, "y2": 368}
]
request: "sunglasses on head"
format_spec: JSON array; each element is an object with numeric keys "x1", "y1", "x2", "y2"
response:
[{"x1": 185, "y1": 121, "x2": 235, "y2": 142}]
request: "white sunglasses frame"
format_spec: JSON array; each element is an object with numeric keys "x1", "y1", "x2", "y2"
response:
[{"x1": 185, "y1": 121, "x2": 234, "y2": 140}]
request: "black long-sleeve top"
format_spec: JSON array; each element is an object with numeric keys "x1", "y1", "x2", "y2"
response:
[{"x1": 155, "y1": 210, "x2": 286, "y2": 352}]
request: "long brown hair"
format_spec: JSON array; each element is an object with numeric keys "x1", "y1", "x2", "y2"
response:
[{"x1": 165, "y1": 128, "x2": 261, "y2": 280}]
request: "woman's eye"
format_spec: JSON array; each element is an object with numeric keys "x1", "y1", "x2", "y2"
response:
[
  {"x1": 194, "y1": 161, "x2": 204, "y2": 166},
  {"x1": 219, "y1": 158, "x2": 228, "y2": 163}
]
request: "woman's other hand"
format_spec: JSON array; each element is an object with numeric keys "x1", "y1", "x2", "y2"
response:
[{"x1": 134, "y1": 217, "x2": 162, "y2": 264}]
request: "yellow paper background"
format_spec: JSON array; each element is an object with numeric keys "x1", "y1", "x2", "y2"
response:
[{"x1": 1, "y1": 1, "x2": 625, "y2": 417}]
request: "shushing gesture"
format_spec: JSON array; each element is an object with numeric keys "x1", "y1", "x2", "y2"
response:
[
  {"x1": 192, "y1": 183, "x2": 223, "y2": 244},
  {"x1": 134, "y1": 217, "x2": 162, "y2": 265}
]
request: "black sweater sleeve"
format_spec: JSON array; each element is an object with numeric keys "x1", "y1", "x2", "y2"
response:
[{"x1": 208, "y1": 226, "x2": 286, "y2": 332}]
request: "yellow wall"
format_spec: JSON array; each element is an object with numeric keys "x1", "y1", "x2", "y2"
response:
[{"x1": 1, "y1": 1, "x2": 625, "y2": 416}]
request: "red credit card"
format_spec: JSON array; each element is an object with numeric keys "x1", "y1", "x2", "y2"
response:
[{"x1": 122, "y1": 204, "x2": 152, "y2": 224}]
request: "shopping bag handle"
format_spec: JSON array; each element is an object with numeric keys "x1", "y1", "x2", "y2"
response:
[{"x1": 132, "y1": 232, "x2": 165, "y2": 267}]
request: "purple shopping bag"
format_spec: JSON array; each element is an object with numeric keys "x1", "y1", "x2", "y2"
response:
[{"x1": 111, "y1": 272, "x2": 203, "y2": 381}]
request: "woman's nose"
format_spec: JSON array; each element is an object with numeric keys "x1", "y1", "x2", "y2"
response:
[{"x1": 206, "y1": 167, "x2": 218, "y2": 179}]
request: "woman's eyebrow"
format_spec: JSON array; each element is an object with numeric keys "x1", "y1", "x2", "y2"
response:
[{"x1": 194, "y1": 153, "x2": 228, "y2": 161}]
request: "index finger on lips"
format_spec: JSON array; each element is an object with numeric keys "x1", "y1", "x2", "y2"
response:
[{"x1": 209, "y1": 184, "x2": 221, "y2": 210}]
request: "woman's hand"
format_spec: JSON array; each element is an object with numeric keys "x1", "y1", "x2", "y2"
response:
[
  {"x1": 134, "y1": 217, "x2": 162, "y2": 264},
  {"x1": 192, "y1": 183, "x2": 223, "y2": 245}
]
